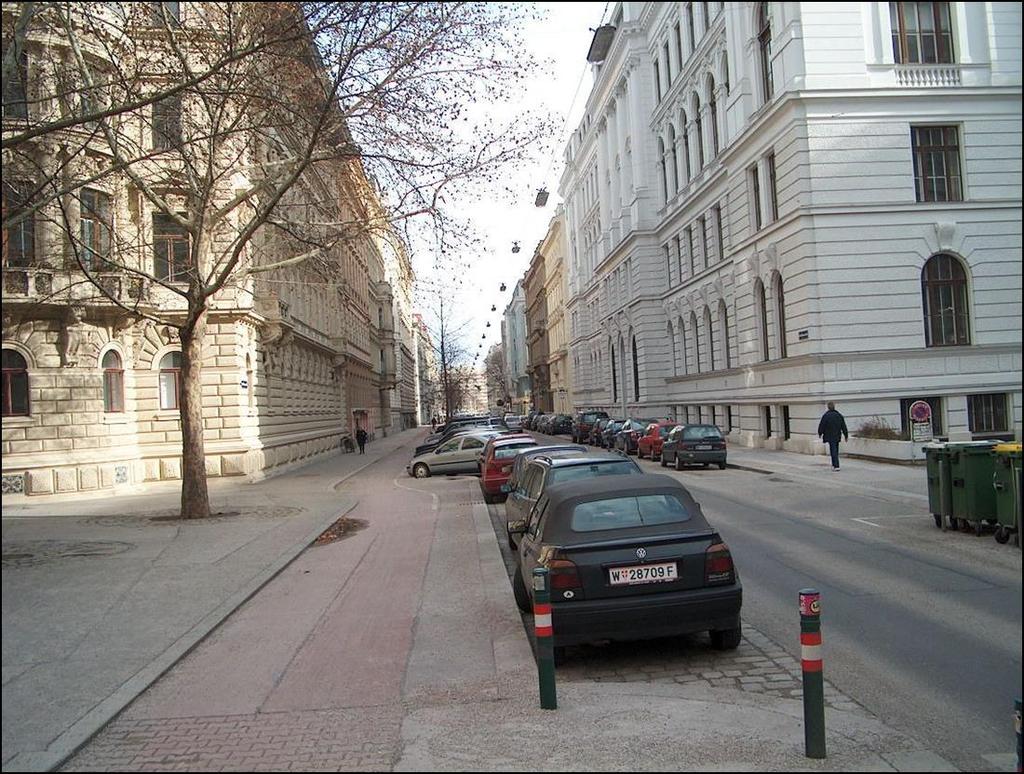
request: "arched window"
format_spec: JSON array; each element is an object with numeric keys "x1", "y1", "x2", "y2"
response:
[
  {"x1": 245, "y1": 353, "x2": 254, "y2": 408},
  {"x1": 668, "y1": 321, "x2": 678, "y2": 376},
  {"x1": 689, "y1": 312, "x2": 700, "y2": 373},
  {"x1": 678, "y1": 316, "x2": 688, "y2": 375},
  {"x1": 755, "y1": 279, "x2": 770, "y2": 361},
  {"x1": 718, "y1": 299, "x2": 731, "y2": 368},
  {"x1": 680, "y1": 110, "x2": 692, "y2": 183},
  {"x1": 704, "y1": 307, "x2": 716, "y2": 371},
  {"x1": 757, "y1": 3, "x2": 773, "y2": 104},
  {"x1": 632, "y1": 335, "x2": 640, "y2": 401},
  {"x1": 774, "y1": 273, "x2": 788, "y2": 358},
  {"x1": 159, "y1": 351, "x2": 183, "y2": 410},
  {"x1": 658, "y1": 138, "x2": 668, "y2": 203},
  {"x1": 693, "y1": 94, "x2": 705, "y2": 169},
  {"x1": 2, "y1": 349, "x2": 29, "y2": 416},
  {"x1": 708, "y1": 76, "x2": 720, "y2": 157},
  {"x1": 922, "y1": 253, "x2": 970, "y2": 346},
  {"x1": 610, "y1": 340, "x2": 617, "y2": 402},
  {"x1": 667, "y1": 125, "x2": 679, "y2": 195},
  {"x1": 102, "y1": 350, "x2": 124, "y2": 413}
]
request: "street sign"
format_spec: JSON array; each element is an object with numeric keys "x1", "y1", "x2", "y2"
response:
[{"x1": 909, "y1": 401, "x2": 932, "y2": 442}]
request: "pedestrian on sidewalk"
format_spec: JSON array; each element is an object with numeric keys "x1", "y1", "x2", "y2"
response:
[
  {"x1": 356, "y1": 427, "x2": 368, "y2": 455},
  {"x1": 817, "y1": 401, "x2": 849, "y2": 471}
]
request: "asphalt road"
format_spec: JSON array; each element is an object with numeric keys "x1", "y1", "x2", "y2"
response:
[{"x1": 529, "y1": 431, "x2": 1022, "y2": 773}]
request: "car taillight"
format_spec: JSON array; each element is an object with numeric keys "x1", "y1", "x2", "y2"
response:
[
  {"x1": 704, "y1": 542, "x2": 735, "y2": 585},
  {"x1": 547, "y1": 557, "x2": 582, "y2": 593}
]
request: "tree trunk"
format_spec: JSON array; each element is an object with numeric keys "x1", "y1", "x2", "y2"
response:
[{"x1": 178, "y1": 309, "x2": 211, "y2": 519}]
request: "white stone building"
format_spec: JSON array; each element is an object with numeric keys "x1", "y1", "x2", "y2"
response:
[{"x1": 563, "y1": 1, "x2": 1021, "y2": 456}]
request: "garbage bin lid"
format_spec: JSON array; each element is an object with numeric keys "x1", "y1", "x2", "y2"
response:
[
  {"x1": 993, "y1": 443, "x2": 1022, "y2": 453},
  {"x1": 921, "y1": 442, "x2": 947, "y2": 449},
  {"x1": 945, "y1": 440, "x2": 999, "y2": 447}
]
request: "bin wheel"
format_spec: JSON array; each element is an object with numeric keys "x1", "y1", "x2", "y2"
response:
[
  {"x1": 948, "y1": 517, "x2": 959, "y2": 531},
  {"x1": 933, "y1": 513, "x2": 942, "y2": 529},
  {"x1": 974, "y1": 520, "x2": 984, "y2": 537},
  {"x1": 994, "y1": 526, "x2": 1011, "y2": 544}
]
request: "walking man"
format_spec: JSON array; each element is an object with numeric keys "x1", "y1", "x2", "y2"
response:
[
  {"x1": 356, "y1": 426, "x2": 368, "y2": 455},
  {"x1": 817, "y1": 401, "x2": 849, "y2": 471}
]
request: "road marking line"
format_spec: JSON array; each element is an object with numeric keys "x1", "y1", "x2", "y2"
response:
[
  {"x1": 851, "y1": 518, "x2": 885, "y2": 528},
  {"x1": 392, "y1": 477, "x2": 440, "y2": 512}
]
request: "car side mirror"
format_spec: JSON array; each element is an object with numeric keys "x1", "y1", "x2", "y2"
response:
[
  {"x1": 508, "y1": 519, "x2": 528, "y2": 535},
  {"x1": 500, "y1": 484, "x2": 511, "y2": 493}
]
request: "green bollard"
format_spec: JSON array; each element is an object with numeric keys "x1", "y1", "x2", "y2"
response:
[
  {"x1": 799, "y1": 588, "x2": 826, "y2": 759},
  {"x1": 533, "y1": 567, "x2": 557, "y2": 710}
]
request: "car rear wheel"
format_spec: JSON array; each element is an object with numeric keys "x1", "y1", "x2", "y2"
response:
[
  {"x1": 718, "y1": 462, "x2": 727, "y2": 470},
  {"x1": 675, "y1": 454, "x2": 684, "y2": 471},
  {"x1": 413, "y1": 463, "x2": 430, "y2": 478},
  {"x1": 710, "y1": 626, "x2": 742, "y2": 650},
  {"x1": 512, "y1": 565, "x2": 532, "y2": 613},
  {"x1": 660, "y1": 454, "x2": 668, "y2": 467}
]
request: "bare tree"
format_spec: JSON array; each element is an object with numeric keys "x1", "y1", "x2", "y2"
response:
[
  {"x1": 2, "y1": 2, "x2": 549, "y2": 516},
  {"x1": 484, "y1": 342, "x2": 510, "y2": 411}
]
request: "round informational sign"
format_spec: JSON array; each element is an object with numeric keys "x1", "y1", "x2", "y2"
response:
[{"x1": 909, "y1": 400, "x2": 931, "y2": 423}]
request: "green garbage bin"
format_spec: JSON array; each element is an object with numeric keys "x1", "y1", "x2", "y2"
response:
[
  {"x1": 948, "y1": 441, "x2": 999, "y2": 535},
  {"x1": 923, "y1": 443, "x2": 952, "y2": 529},
  {"x1": 992, "y1": 443, "x2": 1021, "y2": 546}
]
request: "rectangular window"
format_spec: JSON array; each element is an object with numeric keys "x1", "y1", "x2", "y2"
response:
[
  {"x1": 698, "y1": 215, "x2": 708, "y2": 269},
  {"x1": 749, "y1": 165, "x2": 762, "y2": 231},
  {"x1": 890, "y1": 2, "x2": 954, "y2": 64},
  {"x1": 685, "y1": 226, "x2": 696, "y2": 276},
  {"x1": 159, "y1": 369, "x2": 180, "y2": 410},
  {"x1": 900, "y1": 396, "x2": 944, "y2": 438},
  {"x1": 152, "y1": 94, "x2": 182, "y2": 149},
  {"x1": 675, "y1": 234, "x2": 684, "y2": 280},
  {"x1": 674, "y1": 23, "x2": 684, "y2": 69},
  {"x1": 653, "y1": 60, "x2": 662, "y2": 101},
  {"x1": 2, "y1": 46, "x2": 29, "y2": 119},
  {"x1": 150, "y1": 1, "x2": 181, "y2": 25},
  {"x1": 782, "y1": 405, "x2": 791, "y2": 439},
  {"x1": 2, "y1": 180, "x2": 35, "y2": 267},
  {"x1": 764, "y1": 405, "x2": 772, "y2": 437},
  {"x1": 80, "y1": 188, "x2": 112, "y2": 270},
  {"x1": 967, "y1": 394, "x2": 1009, "y2": 435},
  {"x1": 686, "y1": 3, "x2": 696, "y2": 52},
  {"x1": 153, "y1": 213, "x2": 191, "y2": 281},
  {"x1": 664, "y1": 244, "x2": 673, "y2": 286},
  {"x1": 713, "y1": 204, "x2": 725, "y2": 261},
  {"x1": 663, "y1": 41, "x2": 672, "y2": 83},
  {"x1": 767, "y1": 152, "x2": 779, "y2": 221},
  {"x1": 103, "y1": 369, "x2": 124, "y2": 413},
  {"x1": 911, "y1": 126, "x2": 962, "y2": 203}
]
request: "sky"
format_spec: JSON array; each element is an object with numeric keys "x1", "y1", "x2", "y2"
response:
[{"x1": 410, "y1": 1, "x2": 609, "y2": 369}]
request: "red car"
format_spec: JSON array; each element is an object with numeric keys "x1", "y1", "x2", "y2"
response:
[
  {"x1": 479, "y1": 435, "x2": 537, "y2": 504},
  {"x1": 636, "y1": 421, "x2": 677, "y2": 461}
]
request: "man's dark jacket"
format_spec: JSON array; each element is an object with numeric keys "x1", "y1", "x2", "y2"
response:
[{"x1": 817, "y1": 409, "x2": 849, "y2": 443}]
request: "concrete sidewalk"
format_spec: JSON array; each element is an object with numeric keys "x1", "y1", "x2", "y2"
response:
[
  {"x1": 1, "y1": 429, "x2": 418, "y2": 773},
  {"x1": 5, "y1": 432, "x2": 960, "y2": 772}
]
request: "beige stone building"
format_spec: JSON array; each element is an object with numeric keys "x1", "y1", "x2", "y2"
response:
[
  {"x1": 540, "y1": 207, "x2": 572, "y2": 414},
  {"x1": 524, "y1": 248, "x2": 550, "y2": 413},
  {"x1": 1, "y1": 2, "x2": 400, "y2": 497}
]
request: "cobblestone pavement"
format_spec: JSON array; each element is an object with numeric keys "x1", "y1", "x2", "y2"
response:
[{"x1": 62, "y1": 707, "x2": 404, "y2": 772}]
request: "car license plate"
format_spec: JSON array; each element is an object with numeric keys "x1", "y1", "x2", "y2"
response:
[
  {"x1": 608, "y1": 562, "x2": 677, "y2": 585},
  {"x1": 696, "y1": 444, "x2": 712, "y2": 450}
]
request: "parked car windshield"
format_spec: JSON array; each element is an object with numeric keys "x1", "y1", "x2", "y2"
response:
[
  {"x1": 548, "y1": 461, "x2": 640, "y2": 485},
  {"x1": 682, "y1": 425, "x2": 724, "y2": 441},
  {"x1": 570, "y1": 494, "x2": 692, "y2": 532},
  {"x1": 494, "y1": 443, "x2": 536, "y2": 459}
]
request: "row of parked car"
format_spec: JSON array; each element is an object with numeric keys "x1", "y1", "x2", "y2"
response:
[
  {"x1": 542, "y1": 411, "x2": 731, "y2": 470},
  {"x1": 405, "y1": 416, "x2": 744, "y2": 661},
  {"x1": 520, "y1": 412, "x2": 573, "y2": 435}
]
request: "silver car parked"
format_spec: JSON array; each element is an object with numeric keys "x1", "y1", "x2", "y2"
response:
[{"x1": 407, "y1": 431, "x2": 494, "y2": 478}]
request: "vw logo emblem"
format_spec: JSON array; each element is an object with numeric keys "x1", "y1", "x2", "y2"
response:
[{"x1": 636, "y1": 547, "x2": 647, "y2": 560}]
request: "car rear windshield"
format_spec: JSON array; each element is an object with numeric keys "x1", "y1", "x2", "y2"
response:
[
  {"x1": 570, "y1": 494, "x2": 692, "y2": 532},
  {"x1": 494, "y1": 443, "x2": 536, "y2": 459},
  {"x1": 548, "y1": 460, "x2": 640, "y2": 485},
  {"x1": 682, "y1": 425, "x2": 723, "y2": 440}
]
